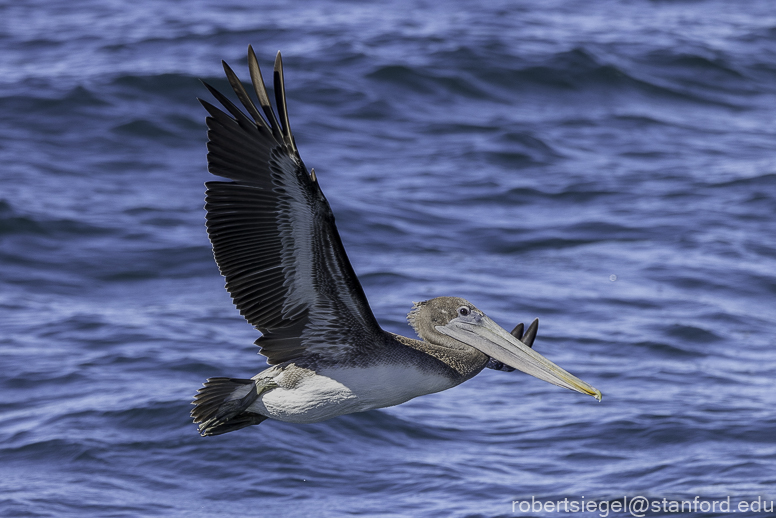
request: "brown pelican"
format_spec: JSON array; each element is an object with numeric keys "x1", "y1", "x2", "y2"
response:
[{"x1": 191, "y1": 47, "x2": 602, "y2": 436}]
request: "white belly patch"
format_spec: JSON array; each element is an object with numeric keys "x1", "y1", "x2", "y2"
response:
[{"x1": 247, "y1": 364, "x2": 455, "y2": 423}]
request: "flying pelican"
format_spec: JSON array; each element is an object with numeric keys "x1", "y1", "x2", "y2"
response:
[{"x1": 191, "y1": 47, "x2": 602, "y2": 436}]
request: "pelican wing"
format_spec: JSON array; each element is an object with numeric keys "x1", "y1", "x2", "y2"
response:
[{"x1": 201, "y1": 47, "x2": 382, "y2": 364}]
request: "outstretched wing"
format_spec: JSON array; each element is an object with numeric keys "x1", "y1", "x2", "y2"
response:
[{"x1": 201, "y1": 46, "x2": 382, "y2": 364}]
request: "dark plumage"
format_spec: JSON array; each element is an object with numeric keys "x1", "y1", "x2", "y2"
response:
[{"x1": 191, "y1": 48, "x2": 601, "y2": 437}]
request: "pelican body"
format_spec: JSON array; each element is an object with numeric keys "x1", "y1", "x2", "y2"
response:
[{"x1": 191, "y1": 48, "x2": 601, "y2": 436}]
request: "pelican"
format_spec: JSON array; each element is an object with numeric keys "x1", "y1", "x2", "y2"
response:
[{"x1": 191, "y1": 47, "x2": 602, "y2": 436}]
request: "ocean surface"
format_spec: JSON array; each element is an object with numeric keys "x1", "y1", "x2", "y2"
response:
[{"x1": 1, "y1": 0, "x2": 775, "y2": 516}]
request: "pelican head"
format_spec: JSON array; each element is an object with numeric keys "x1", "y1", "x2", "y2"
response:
[{"x1": 409, "y1": 297, "x2": 602, "y2": 401}]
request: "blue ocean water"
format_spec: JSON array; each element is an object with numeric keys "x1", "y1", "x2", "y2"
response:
[{"x1": 1, "y1": 0, "x2": 775, "y2": 516}]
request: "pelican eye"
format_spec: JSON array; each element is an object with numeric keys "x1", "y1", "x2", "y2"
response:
[{"x1": 457, "y1": 306, "x2": 470, "y2": 317}]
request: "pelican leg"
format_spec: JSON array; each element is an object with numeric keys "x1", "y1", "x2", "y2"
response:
[
  {"x1": 194, "y1": 377, "x2": 278, "y2": 436},
  {"x1": 214, "y1": 378, "x2": 278, "y2": 421}
]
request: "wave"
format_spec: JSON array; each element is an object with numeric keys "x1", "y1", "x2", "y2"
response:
[
  {"x1": 0, "y1": 200, "x2": 110, "y2": 238},
  {"x1": 362, "y1": 45, "x2": 763, "y2": 110}
]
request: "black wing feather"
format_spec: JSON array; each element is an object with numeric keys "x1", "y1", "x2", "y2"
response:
[{"x1": 202, "y1": 48, "x2": 382, "y2": 364}]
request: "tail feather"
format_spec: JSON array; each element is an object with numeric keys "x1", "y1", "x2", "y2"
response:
[
  {"x1": 191, "y1": 377, "x2": 268, "y2": 436},
  {"x1": 198, "y1": 412, "x2": 268, "y2": 436}
]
